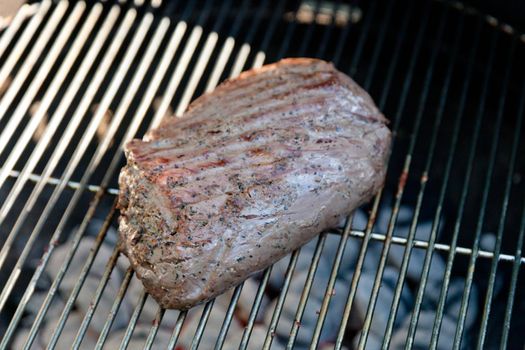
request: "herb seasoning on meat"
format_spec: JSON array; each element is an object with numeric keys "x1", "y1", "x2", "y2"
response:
[{"x1": 118, "y1": 58, "x2": 391, "y2": 310}]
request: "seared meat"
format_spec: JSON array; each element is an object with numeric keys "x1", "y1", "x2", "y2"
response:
[{"x1": 118, "y1": 58, "x2": 391, "y2": 310}]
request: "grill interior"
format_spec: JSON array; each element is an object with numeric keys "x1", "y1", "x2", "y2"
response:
[{"x1": 0, "y1": 0, "x2": 524, "y2": 348}]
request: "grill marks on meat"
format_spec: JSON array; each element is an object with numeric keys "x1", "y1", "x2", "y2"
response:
[{"x1": 118, "y1": 58, "x2": 391, "y2": 309}]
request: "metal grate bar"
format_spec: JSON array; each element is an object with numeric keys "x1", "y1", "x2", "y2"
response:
[
  {"x1": 0, "y1": 3, "x2": 129, "y2": 279},
  {"x1": 204, "y1": 0, "x2": 250, "y2": 92},
  {"x1": 254, "y1": 0, "x2": 288, "y2": 68},
  {"x1": 72, "y1": 245, "x2": 122, "y2": 349},
  {"x1": 430, "y1": 23, "x2": 499, "y2": 350},
  {"x1": 310, "y1": 216, "x2": 353, "y2": 349},
  {"x1": 348, "y1": 0, "x2": 377, "y2": 76},
  {"x1": 297, "y1": 1, "x2": 321, "y2": 55},
  {"x1": 315, "y1": 0, "x2": 341, "y2": 58},
  {"x1": 0, "y1": 3, "x2": 38, "y2": 58},
  {"x1": 0, "y1": 1, "x2": 67, "y2": 124},
  {"x1": 228, "y1": 0, "x2": 268, "y2": 78},
  {"x1": 190, "y1": 300, "x2": 215, "y2": 349},
  {"x1": 0, "y1": 3, "x2": 119, "y2": 232},
  {"x1": 315, "y1": 1, "x2": 345, "y2": 62},
  {"x1": 47, "y1": 198, "x2": 118, "y2": 349},
  {"x1": 276, "y1": 2, "x2": 299, "y2": 60},
  {"x1": 334, "y1": 0, "x2": 424, "y2": 347},
  {"x1": 341, "y1": 229, "x2": 525, "y2": 263},
  {"x1": 382, "y1": 11, "x2": 464, "y2": 349},
  {"x1": 0, "y1": 0, "x2": 52, "y2": 112},
  {"x1": 0, "y1": 2, "x2": 82, "y2": 163},
  {"x1": 214, "y1": 284, "x2": 243, "y2": 350},
  {"x1": 500, "y1": 191, "x2": 525, "y2": 348},
  {"x1": 0, "y1": 8, "x2": 136, "y2": 343},
  {"x1": 363, "y1": 0, "x2": 394, "y2": 90},
  {"x1": 4, "y1": 169, "x2": 119, "y2": 196},
  {"x1": 286, "y1": 234, "x2": 327, "y2": 348},
  {"x1": 167, "y1": 310, "x2": 187, "y2": 349},
  {"x1": 36, "y1": 1, "x2": 196, "y2": 345},
  {"x1": 498, "y1": 71, "x2": 525, "y2": 349},
  {"x1": 263, "y1": 250, "x2": 299, "y2": 349},
  {"x1": 93, "y1": 266, "x2": 133, "y2": 350},
  {"x1": 174, "y1": 0, "x2": 232, "y2": 116},
  {"x1": 455, "y1": 34, "x2": 516, "y2": 350},
  {"x1": 143, "y1": 307, "x2": 165, "y2": 349},
  {"x1": 149, "y1": 0, "x2": 215, "y2": 129},
  {"x1": 238, "y1": 267, "x2": 272, "y2": 350},
  {"x1": 331, "y1": 10, "x2": 351, "y2": 67},
  {"x1": 404, "y1": 14, "x2": 475, "y2": 348},
  {"x1": 358, "y1": 6, "x2": 447, "y2": 349},
  {"x1": 119, "y1": 290, "x2": 148, "y2": 350},
  {"x1": 477, "y1": 36, "x2": 523, "y2": 349},
  {"x1": 204, "y1": 33, "x2": 233, "y2": 92},
  {"x1": 0, "y1": 1, "x2": 90, "y2": 209}
]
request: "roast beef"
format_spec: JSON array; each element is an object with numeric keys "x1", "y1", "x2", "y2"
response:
[{"x1": 118, "y1": 58, "x2": 391, "y2": 309}]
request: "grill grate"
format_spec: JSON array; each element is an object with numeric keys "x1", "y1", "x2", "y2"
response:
[{"x1": 0, "y1": 0, "x2": 524, "y2": 349}]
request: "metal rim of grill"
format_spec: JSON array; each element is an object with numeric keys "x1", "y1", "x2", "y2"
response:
[{"x1": 0, "y1": 0, "x2": 524, "y2": 349}]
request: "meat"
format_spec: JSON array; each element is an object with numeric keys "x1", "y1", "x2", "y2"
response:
[{"x1": 117, "y1": 58, "x2": 391, "y2": 310}]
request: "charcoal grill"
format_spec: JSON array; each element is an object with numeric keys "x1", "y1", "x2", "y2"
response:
[{"x1": 0, "y1": 0, "x2": 524, "y2": 349}]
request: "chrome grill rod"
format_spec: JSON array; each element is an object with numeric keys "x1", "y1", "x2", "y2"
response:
[
  {"x1": 0, "y1": 3, "x2": 79, "y2": 162},
  {"x1": 405, "y1": 15, "x2": 477, "y2": 349},
  {"x1": 0, "y1": 5, "x2": 140, "y2": 347},
  {"x1": 477, "y1": 37, "x2": 523, "y2": 349},
  {"x1": 334, "y1": 0, "x2": 419, "y2": 347},
  {"x1": 457, "y1": 34, "x2": 516, "y2": 350},
  {"x1": 0, "y1": 1, "x2": 125, "y2": 320},
  {"x1": 498, "y1": 72, "x2": 525, "y2": 350},
  {"x1": 0, "y1": 1, "x2": 93, "y2": 270},
  {"x1": 0, "y1": 0, "x2": 52, "y2": 114},
  {"x1": 20, "y1": 4, "x2": 191, "y2": 348},
  {"x1": 0, "y1": 3, "x2": 38, "y2": 59},
  {"x1": 430, "y1": 26, "x2": 499, "y2": 350},
  {"x1": 0, "y1": 1, "x2": 66, "y2": 127},
  {"x1": 358, "y1": 5, "x2": 446, "y2": 348},
  {"x1": 0, "y1": 3, "x2": 118, "y2": 232},
  {"x1": 381, "y1": 11, "x2": 464, "y2": 350},
  {"x1": 43, "y1": 3, "x2": 185, "y2": 347}
]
